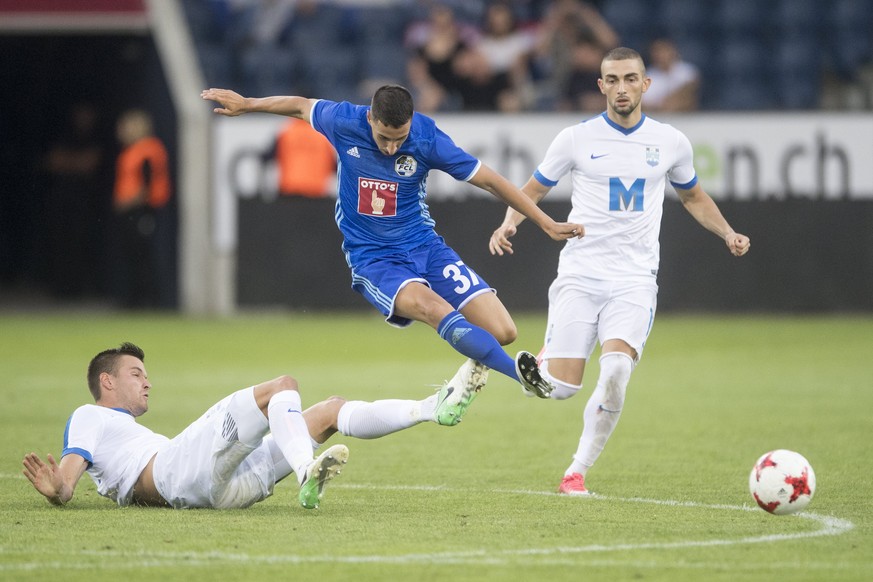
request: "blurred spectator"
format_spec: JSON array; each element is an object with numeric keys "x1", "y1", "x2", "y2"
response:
[
  {"x1": 225, "y1": 0, "x2": 299, "y2": 95},
  {"x1": 531, "y1": 0, "x2": 618, "y2": 109},
  {"x1": 270, "y1": 118, "x2": 336, "y2": 198},
  {"x1": 644, "y1": 38, "x2": 700, "y2": 112},
  {"x1": 405, "y1": 4, "x2": 479, "y2": 112},
  {"x1": 111, "y1": 109, "x2": 174, "y2": 309},
  {"x1": 559, "y1": 37, "x2": 606, "y2": 112},
  {"x1": 226, "y1": 0, "x2": 296, "y2": 51},
  {"x1": 457, "y1": 1, "x2": 537, "y2": 111},
  {"x1": 42, "y1": 102, "x2": 107, "y2": 298}
]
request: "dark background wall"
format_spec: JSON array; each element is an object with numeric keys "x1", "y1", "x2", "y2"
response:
[
  {"x1": 0, "y1": 34, "x2": 176, "y2": 303},
  {"x1": 237, "y1": 197, "x2": 873, "y2": 313}
]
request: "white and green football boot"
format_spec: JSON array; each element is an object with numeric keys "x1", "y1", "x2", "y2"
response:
[
  {"x1": 434, "y1": 358, "x2": 489, "y2": 426},
  {"x1": 298, "y1": 443, "x2": 349, "y2": 510}
]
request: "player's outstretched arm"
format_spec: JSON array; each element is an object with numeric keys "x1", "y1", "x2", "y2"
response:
[
  {"x1": 471, "y1": 165, "x2": 583, "y2": 245},
  {"x1": 200, "y1": 88, "x2": 316, "y2": 122},
  {"x1": 489, "y1": 177, "x2": 562, "y2": 256},
  {"x1": 22, "y1": 452, "x2": 87, "y2": 506},
  {"x1": 677, "y1": 183, "x2": 750, "y2": 257}
]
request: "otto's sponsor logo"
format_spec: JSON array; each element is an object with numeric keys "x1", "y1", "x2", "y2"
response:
[
  {"x1": 358, "y1": 177, "x2": 398, "y2": 217},
  {"x1": 359, "y1": 178, "x2": 397, "y2": 192}
]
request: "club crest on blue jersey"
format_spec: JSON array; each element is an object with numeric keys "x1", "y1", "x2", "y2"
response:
[
  {"x1": 646, "y1": 146, "x2": 660, "y2": 167},
  {"x1": 394, "y1": 155, "x2": 418, "y2": 177}
]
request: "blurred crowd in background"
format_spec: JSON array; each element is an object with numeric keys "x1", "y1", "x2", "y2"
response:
[
  {"x1": 184, "y1": 0, "x2": 873, "y2": 112},
  {"x1": 2, "y1": 0, "x2": 872, "y2": 311}
]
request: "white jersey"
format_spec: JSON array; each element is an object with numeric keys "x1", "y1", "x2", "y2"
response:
[
  {"x1": 535, "y1": 112, "x2": 697, "y2": 281},
  {"x1": 62, "y1": 404, "x2": 169, "y2": 506}
]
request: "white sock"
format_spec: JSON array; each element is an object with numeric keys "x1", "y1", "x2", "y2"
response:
[
  {"x1": 337, "y1": 399, "x2": 426, "y2": 439},
  {"x1": 567, "y1": 352, "x2": 634, "y2": 477},
  {"x1": 267, "y1": 390, "x2": 314, "y2": 485},
  {"x1": 419, "y1": 393, "x2": 438, "y2": 421},
  {"x1": 263, "y1": 434, "x2": 324, "y2": 483}
]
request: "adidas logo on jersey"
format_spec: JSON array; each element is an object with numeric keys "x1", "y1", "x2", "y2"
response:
[{"x1": 346, "y1": 146, "x2": 360, "y2": 158}]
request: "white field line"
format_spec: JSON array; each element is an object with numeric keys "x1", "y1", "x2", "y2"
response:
[{"x1": 0, "y1": 483, "x2": 855, "y2": 571}]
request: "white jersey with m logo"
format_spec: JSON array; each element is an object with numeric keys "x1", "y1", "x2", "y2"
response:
[{"x1": 533, "y1": 112, "x2": 697, "y2": 281}]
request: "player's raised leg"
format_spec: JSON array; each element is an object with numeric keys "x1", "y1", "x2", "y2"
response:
[
  {"x1": 299, "y1": 372, "x2": 488, "y2": 446},
  {"x1": 350, "y1": 248, "x2": 554, "y2": 398},
  {"x1": 395, "y1": 284, "x2": 553, "y2": 397}
]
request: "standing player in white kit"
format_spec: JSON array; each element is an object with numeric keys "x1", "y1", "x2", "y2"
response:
[{"x1": 489, "y1": 47, "x2": 751, "y2": 495}]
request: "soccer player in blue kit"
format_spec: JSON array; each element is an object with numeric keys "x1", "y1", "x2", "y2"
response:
[{"x1": 202, "y1": 85, "x2": 585, "y2": 424}]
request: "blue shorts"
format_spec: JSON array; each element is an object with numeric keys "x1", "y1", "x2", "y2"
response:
[{"x1": 350, "y1": 237, "x2": 493, "y2": 327}]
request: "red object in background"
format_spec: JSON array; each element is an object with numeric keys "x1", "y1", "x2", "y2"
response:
[
  {"x1": 0, "y1": 0, "x2": 147, "y2": 32},
  {"x1": 0, "y1": 0, "x2": 144, "y2": 12}
]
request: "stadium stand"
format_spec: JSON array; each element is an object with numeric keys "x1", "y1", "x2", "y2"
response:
[
  {"x1": 600, "y1": 0, "x2": 652, "y2": 54},
  {"x1": 179, "y1": 0, "x2": 872, "y2": 111}
]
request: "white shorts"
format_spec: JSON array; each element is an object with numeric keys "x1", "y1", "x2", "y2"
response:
[
  {"x1": 153, "y1": 387, "x2": 276, "y2": 509},
  {"x1": 542, "y1": 274, "x2": 657, "y2": 363}
]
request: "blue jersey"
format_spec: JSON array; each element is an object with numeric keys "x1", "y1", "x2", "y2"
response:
[{"x1": 310, "y1": 100, "x2": 481, "y2": 264}]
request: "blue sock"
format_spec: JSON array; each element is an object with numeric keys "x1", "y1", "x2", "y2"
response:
[{"x1": 437, "y1": 311, "x2": 518, "y2": 381}]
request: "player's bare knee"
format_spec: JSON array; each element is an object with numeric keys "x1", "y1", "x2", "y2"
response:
[
  {"x1": 493, "y1": 322, "x2": 517, "y2": 345},
  {"x1": 396, "y1": 284, "x2": 448, "y2": 327},
  {"x1": 273, "y1": 374, "x2": 299, "y2": 393},
  {"x1": 423, "y1": 302, "x2": 453, "y2": 327},
  {"x1": 253, "y1": 375, "x2": 301, "y2": 411},
  {"x1": 258, "y1": 375, "x2": 300, "y2": 407}
]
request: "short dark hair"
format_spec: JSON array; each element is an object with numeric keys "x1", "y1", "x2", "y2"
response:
[
  {"x1": 603, "y1": 47, "x2": 646, "y2": 72},
  {"x1": 371, "y1": 85, "x2": 414, "y2": 128},
  {"x1": 87, "y1": 342, "x2": 145, "y2": 400}
]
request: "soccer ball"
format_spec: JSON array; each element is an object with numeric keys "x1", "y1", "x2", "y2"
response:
[{"x1": 748, "y1": 449, "x2": 816, "y2": 515}]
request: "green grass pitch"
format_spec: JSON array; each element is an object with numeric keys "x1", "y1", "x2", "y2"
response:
[{"x1": 1, "y1": 312, "x2": 871, "y2": 581}]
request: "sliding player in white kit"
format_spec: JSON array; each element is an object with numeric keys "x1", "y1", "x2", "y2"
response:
[
  {"x1": 22, "y1": 342, "x2": 495, "y2": 510},
  {"x1": 489, "y1": 47, "x2": 750, "y2": 495}
]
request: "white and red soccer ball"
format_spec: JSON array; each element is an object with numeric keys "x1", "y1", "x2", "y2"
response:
[{"x1": 749, "y1": 449, "x2": 816, "y2": 515}]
